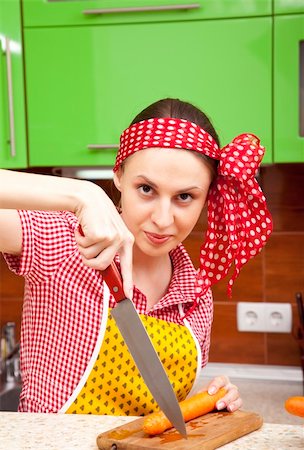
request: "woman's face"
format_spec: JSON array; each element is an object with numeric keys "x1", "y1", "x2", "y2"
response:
[{"x1": 114, "y1": 148, "x2": 213, "y2": 258}]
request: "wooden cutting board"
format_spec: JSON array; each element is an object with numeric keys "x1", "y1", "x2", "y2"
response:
[{"x1": 97, "y1": 409, "x2": 263, "y2": 450}]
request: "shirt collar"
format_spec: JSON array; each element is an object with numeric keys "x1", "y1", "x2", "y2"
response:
[
  {"x1": 115, "y1": 244, "x2": 199, "y2": 311},
  {"x1": 149, "y1": 244, "x2": 198, "y2": 311}
]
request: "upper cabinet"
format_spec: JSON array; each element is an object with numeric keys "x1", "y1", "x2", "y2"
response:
[
  {"x1": 22, "y1": 0, "x2": 271, "y2": 27},
  {"x1": 274, "y1": 14, "x2": 304, "y2": 162},
  {"x1": 274, "y1": 0, "x2": 304, "y2": 14},
  {"x1": 2, "y1": 0, "x2": 303, "y2": 168},
  {"x1": 0, "y1": 0, "x2": 27, "y2": 169},
  {"x1": 24, "y1": 16, "x2": 272, "y2": 167}
]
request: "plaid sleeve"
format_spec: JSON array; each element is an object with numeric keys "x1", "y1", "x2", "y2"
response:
[
  {"x1": 4, "y1": 210, "x2": 78, "y2": 283},
  {"x1": 191, "y1": 290, "x2": 214, "y2": 368}
]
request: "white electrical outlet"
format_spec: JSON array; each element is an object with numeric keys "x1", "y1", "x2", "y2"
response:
[
  {"x1": 237, "y1": 302, "x2": 266, "y2": 332},
  {"x1": 237, "y1": 302, "x2": 292, "y2": 333}
]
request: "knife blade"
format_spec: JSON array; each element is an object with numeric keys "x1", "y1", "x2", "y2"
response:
[{"x1": 102, "y1": 262, "x2": 187, "y2": 438}]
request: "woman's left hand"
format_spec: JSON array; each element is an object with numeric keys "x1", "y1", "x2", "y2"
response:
[{"x1": 207, "y1": 375, "x2": 243, "y2": 412}]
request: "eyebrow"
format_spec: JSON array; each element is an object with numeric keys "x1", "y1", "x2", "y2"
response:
[
  {"x1": 136, "y1": 175, "x2": 157, "y2": 189},
  {"x1": 135, "y1": 175, "x2": 205, "y2": 193}
]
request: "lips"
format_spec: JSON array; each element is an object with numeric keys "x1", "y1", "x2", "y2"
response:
[{"x1": 144, "y1": 231, "x2": 172, "y2": 245}]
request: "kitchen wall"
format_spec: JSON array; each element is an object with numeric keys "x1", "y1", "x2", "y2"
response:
[
  {"x1": 1, "y1": 164, "x2": 304, "y2": 367},
  {"x1": 184, "y1": 163, "x2": 304, "y2": 366}
]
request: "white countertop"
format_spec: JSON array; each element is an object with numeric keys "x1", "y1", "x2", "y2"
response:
[{"x1": 0, "y1": 412, "x2": 303, "y2": 450}]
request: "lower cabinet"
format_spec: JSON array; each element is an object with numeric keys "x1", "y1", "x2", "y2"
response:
[{"x1": 24, "y1": 17, "x2": 272, "y2": 167}]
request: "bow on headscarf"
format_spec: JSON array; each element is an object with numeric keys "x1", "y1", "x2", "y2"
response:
[
  {"x1": 195, "y1": 133, "x2": 272, "y2": 298},
  {"x1": 114, "y1": 118, "x2": 273, "y2": 299}
]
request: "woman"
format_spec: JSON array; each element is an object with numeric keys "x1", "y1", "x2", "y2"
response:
[{"x1": 0, "y1": 98, "x2": 272, "y2": 415}]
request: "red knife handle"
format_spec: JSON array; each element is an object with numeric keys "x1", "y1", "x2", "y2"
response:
[
  {"x1": 77, "y1": 224, "x2": 125, "y2": 302},
  {"x1": 102, "y1": 262, "x2": 126, "y2": 303}
]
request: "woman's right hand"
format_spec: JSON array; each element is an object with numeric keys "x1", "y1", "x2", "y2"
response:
[
  {"x1": 74, "y1": 182, "x2": 134, "y2": 299},
  {"x1": 0, "y1": 170, "x2": 134, "y2": 298}
]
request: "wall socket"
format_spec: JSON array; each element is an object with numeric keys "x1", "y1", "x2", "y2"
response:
[{"x1": 237, "y1": 302, "x2": 292, "y2": 333}]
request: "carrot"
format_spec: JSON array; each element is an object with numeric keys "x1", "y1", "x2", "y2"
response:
[
  {"x1": 142, "y1": 388, "x2": 227, "y2": 435},
  {"x1": 285, "y1": 396, "x2": 304, "y2": 418}
]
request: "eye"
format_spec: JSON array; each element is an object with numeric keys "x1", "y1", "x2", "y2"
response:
[
  {"x1": 178, "y1": 193, "x2": 192, "y2": 202},
  {"x1": 138, "y1": 184, "x2": 153, "y2": 195}
]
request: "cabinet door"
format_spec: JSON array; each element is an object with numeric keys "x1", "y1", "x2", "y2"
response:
[
  {"x1": 0, "y1": 0, "x2": 27, "y2": 169},
  {"x1": 274, "y1": 15, "x2": 304, "y2": 162},
  {"x1": 22, "y1": 0, "x2": 271, "y2": 28},
  {"x1": 274, "y1": 0, "x2": 304, "y2": 14},
  {"x1": 24, "y1": 17, "x2": 272, "y2": 167}
]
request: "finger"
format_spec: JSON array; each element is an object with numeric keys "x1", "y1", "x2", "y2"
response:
[
  {"x1": 75, "y1": 225, "x2": 105, "y2": 249},
  {"x1": 119, "y1": 233, "x2": 134, "y2": 300},
  {"x1": 226, "y1": 396, "x2": 243, "y2": 412},
  {"x1": 207, "y1": 375, "x2": 229, "y2": 394},
  {"x1": 80, "y1": 245, "x2": 118, "y2": 271},
  {"x1": 218, "y1": 392, "x2": 243, "y2": 412},
  {"x1": 78, "y1": 242, "x2": 108, "y2": 260},
  {"x1": 75, "y1": 224, "x2": 94, "y2": 246},
  {"x1": 74, "y1": 227, "x2": 88, "y2": 246},
  {"x1": 216, "y1": 384, "x2": 240, "y2": 410}
]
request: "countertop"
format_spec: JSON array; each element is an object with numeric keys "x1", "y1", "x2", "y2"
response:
[{"x1": 0, "y1": 411, "x2": 303, "y2": 450}]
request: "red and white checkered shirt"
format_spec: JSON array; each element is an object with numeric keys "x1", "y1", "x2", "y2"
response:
[{"x1": 4, "y1": 210, "x2": 213, "y2": 413}]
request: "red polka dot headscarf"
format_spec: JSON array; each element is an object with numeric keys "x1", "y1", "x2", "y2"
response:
[{"x1": 114, "y1": 118, "x2": 273, "y2": 299}]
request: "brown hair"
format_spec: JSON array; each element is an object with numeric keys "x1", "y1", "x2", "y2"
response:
[{"x1": 130, "y1": 98, "x2": 219, "y2": 176}]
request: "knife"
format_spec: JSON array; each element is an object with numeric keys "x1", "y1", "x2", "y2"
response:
[{"x1": 102, "y1": 262, "x2": 187, "y2": 438}]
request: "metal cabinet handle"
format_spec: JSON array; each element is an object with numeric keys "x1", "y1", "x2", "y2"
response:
[
  {"x1": 83, "y1": 3, "x2": 200, "y2": 15},
  {"x1": 300, "y1": 41, "x2": 304, "y2": 137},
  {"x1": 87, "y1": 144, "x2": 119, "y2": 150},
  {"x1": 5, "y1": 37, "x2": 16, "y2": 158}
]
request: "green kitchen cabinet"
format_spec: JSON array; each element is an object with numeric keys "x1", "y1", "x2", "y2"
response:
[
  {"x1": 0, "y1": 0, "x2": 27, "y2": 168},
  {"x1": 274, "y1": 0, "x2": 304, "y2": 15},
  {"x1": 22, "y1": 0, "x2": 271, "y2": 28},
  {"x1": 24, "y1": 17, "x2": 272, "y2": 167},
  {"x1": 274, "y1": 14, "x2": 304, "y2": 162}
]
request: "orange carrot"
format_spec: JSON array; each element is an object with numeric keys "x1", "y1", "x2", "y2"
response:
[
  {"x1": 285, "y1": 396, "x2": 304, "y2": 418},
  {"x1": 142, "y1": 388, "x2": 227, "y2": 435}
]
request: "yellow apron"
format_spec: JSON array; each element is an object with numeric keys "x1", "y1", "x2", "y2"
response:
[{"x1": 60, "y1": 284, "x2": 202, "y2": 416}]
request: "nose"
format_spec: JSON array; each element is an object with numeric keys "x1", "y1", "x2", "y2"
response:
[{"x1": 151, "y1": 199, "x2": 174, "y2": 229}]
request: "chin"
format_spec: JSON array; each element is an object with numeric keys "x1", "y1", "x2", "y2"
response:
[{"x1": 142, "y1": 242, "x2": 178, "y2": 258}]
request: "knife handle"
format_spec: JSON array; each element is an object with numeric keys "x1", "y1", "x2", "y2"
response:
[
  {"x1": 102, "y1": 262, "x2": 126, "y2": 303},
  {"x1": 77, "y1": 224, "x2": 126, "y2": 303}
]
